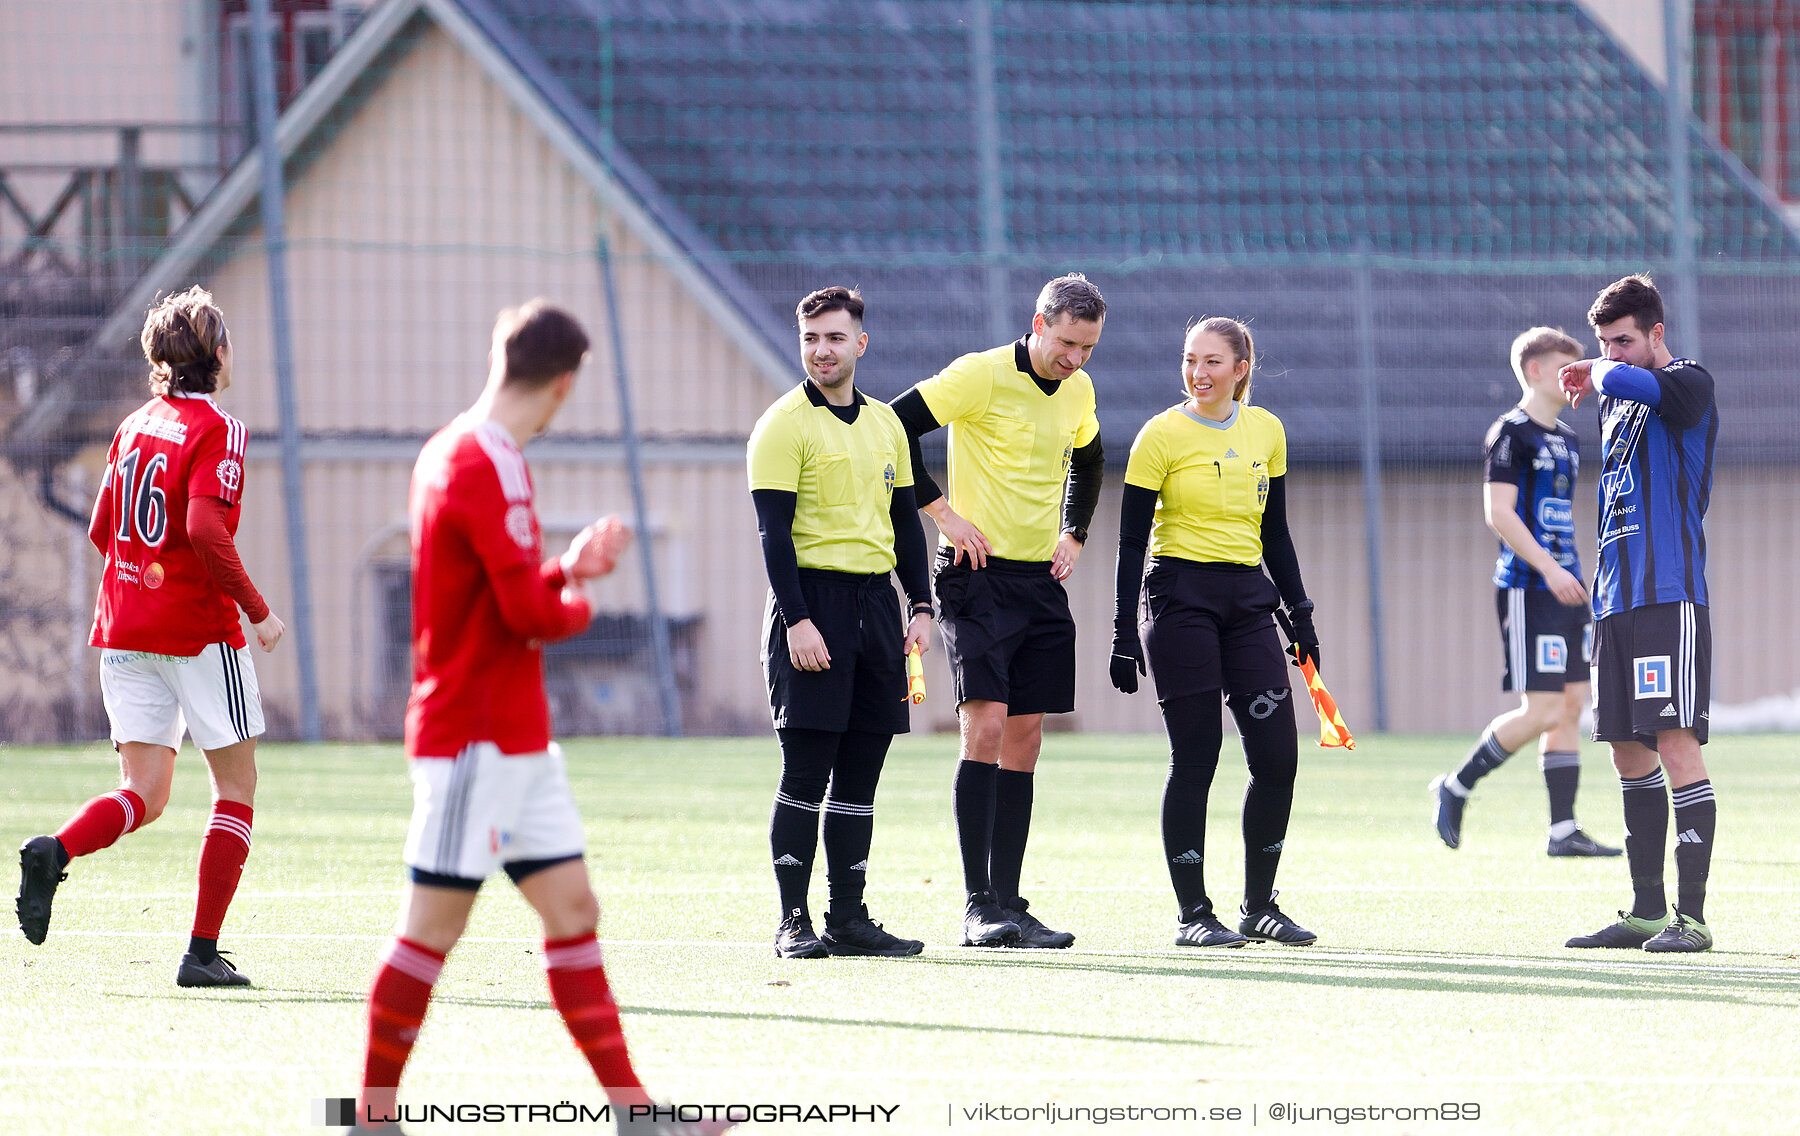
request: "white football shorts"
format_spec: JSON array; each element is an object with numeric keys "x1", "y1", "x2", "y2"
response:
[
  {"x1": 99, "y1": 643, "x2": 265, "y2": 752},
  {"x1": 402, "y1": 741, "x2": 586, "y2": 882}
]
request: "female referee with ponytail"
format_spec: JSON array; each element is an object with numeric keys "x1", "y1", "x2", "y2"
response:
[{"x1": 1110, "y1": 317, "x2": 1323, "y2": 949}]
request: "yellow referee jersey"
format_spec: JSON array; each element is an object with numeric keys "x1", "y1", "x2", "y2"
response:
[
  {"x1": 747, "y1": 382, "x2": 914, "y2": 574},
  {"x1": 914, "y1": 341, "x2": 1100, "y2": 561},
  {"x1": 1123, "y1": 403, "x2": 1287, "y2": 565}
]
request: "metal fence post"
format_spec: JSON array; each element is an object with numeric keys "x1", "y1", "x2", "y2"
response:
[
  {"x1": 598, "y1": 235, "x2": 683, "y2": 737},
  {"x1": 248, "y1": 0, "x2": 323, "y2": 741},
  {"x1": 971, "y1": 0, "x2": 1012, "y2": 343},
  {"x1": 1352, "y1": 243, "x2": 1389, "y2": 732},
  {"x1": 1663, "y1": 0, "x2": 1701, "y2": 357}
]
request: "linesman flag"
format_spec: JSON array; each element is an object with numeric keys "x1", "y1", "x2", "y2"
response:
[
  {"x1": 1295, "y1": 656, "x2": 1355, "y2": 750},
  {"x1": 1274, "y1": 608, "x2": 1354, "y2": 750},
  {"x1": 906, "y1": 645, "x2": 926, "y2": 705}
]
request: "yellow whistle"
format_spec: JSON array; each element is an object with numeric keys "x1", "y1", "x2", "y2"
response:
[{"x1": 906, "y1": 646, "x2": 926, "y2": 705}]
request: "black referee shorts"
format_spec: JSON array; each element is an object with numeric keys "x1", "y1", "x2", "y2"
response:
[
  {"x1": 933, "y1": 550, "x2": 1076, "y2": 716},
  {"x1": 1140, "y1": 558, "x2": 1290, "y2": 703},
  {"x1": 763, "y1": 568, "x2": 910, "y2": 735}
]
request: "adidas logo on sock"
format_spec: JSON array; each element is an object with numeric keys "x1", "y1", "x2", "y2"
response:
[
  {"x1": 1262, "y1": 841, "x2": 1285, "y2": 853},
  {"x1": 1659, "y1": 704, "x2": 1677, "y2": 717},
  {"x1": 1676, "y1": 828, "x2": 1705, "y2": 844},
  {"x1": 1171, "y1": 849, "x2": 1204, "y2": 864},
  {"x1": 849, "y1": 859, "x2": 868, "y2": 872},
  {"x1": 773, "y1": 854, "x2": 803, "y2": 866}
]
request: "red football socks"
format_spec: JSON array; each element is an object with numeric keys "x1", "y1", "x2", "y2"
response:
[
  {"x1": 190, "y1": 800, "x2": 253, "y2": 940},
  {"x1": 55, "y1": 789, "x2": 147, "y2": 858},
  {"x1": 360, "y1": 936, "x2": 446, "y2": 1124},
  {"x1": 544, "y1": 933, "x2": 648, "y2": 1107}
]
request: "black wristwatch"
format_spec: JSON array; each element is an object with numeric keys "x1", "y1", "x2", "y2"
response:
[{"x1": 1062, "y1": 525, "x2": 1088, "y2": 544}]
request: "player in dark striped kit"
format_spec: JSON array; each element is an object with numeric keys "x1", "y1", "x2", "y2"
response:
[
  {"x1": 1558, "y1": 275, "x2": 1719, "y2": 954},
  {"x1": 1430, "y1": 327, "x2": 1619, "y2": 858}
]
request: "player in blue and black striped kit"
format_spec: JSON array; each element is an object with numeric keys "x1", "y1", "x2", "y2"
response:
[
  {"x1": 1557, "y1": 275, "x2": 1719, "y2": 954},
  {"x1": 1431, "y1": 327, "x2": 1620, "y2": 858}
]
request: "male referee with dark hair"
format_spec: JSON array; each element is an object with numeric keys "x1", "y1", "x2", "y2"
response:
[
  {"x1": 748, "y1": 286, "x2": 934, "y2": 959},
  {"x1": 890, "y1": 274, "x2": 1106, "y2": 948},
  {"x1": 1558, "y1": 274, "x2": 1720, "y2": 954}
]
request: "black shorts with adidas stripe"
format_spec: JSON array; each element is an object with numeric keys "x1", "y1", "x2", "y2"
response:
[
  {"x1": 763, "y1": 568, "x2": 910, "y2": 735},
  {"x1": 1495, "y1": 586, "x2": 1592, "y2": 693},
  {"x1": 1591, "y1": 601, "x2": 1711, "y2": 746}
]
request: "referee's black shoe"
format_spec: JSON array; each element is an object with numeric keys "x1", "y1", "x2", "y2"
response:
[
  {"x1": 1001, "y1": 896, "x2": 1075, "y2": 949},
  {"x1": 961, "y1": 890, "x2": 1021, "y2": 947},
  {"x1": 1238, "y1": 893, "x2": 1318, "y2": 946},
  {"x1": 1174, "y1": 910, "x2": 1248, "y2": 948},
  {"x1": 774, "y1": 911, "x2": 829, "y2": 958},
  {"x1": 822, "y1": 904, "x2": 924, "y2": 957},
  {"x1": 16, "y1": 835, "x2": 68, "y2": 945}
]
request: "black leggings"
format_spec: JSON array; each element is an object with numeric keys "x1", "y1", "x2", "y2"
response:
[{"x1": 1158, "y1": 685, "x2": 1299, "y2": 918}]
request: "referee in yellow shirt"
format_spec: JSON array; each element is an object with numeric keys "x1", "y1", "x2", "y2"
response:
[
  {"x1": 890, "y1": 274, "x2": 1106, "y2": 948},
  {"x1": 1111, "y1": 317, "x2": 1324, "y2": 949},
  {"x1": 748, "y1": 286, "x2": 934, "y2": 959}
]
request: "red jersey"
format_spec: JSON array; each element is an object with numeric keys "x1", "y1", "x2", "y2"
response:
[
  {"x1": 89, "y1": 393, "x2": 250, "y2": 655},
  {"x1": 406, "y1": 415, "x2": 591, "y2": 758}
]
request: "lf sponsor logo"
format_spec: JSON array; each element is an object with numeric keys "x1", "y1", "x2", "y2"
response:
[
  {"x1": 1634, "y1": 655, "x2": 1671, "y2": 699},
  {"x1": 1536, "y1": 634, "x2": 1567, "y2": 674}
]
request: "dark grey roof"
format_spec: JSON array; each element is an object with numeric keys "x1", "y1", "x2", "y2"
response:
[{"x1": 478, "y1": 0, "x2": 1800, "y2": 461}]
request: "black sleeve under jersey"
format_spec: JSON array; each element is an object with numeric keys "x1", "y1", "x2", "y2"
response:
[
  {"x1": 1061, "y1": 436, "x2": 1106, "y2": 537},
  {"x1": 1113, "y1": 482, "x2": 1158, "y2": 637},
  {"x1": 1655, "y1": 360, "x2": 1716, "y2": 432},
  {"x1": 889, "y1": 484, "x2": 931, "y2": 610},
  {"x1": 1259, "y1": 475, "x2": 1309, "y2": 610},
  {"x1": 750, "y1": 488, "x2": 808, "y2": 627},
  {"x1": 889, "y1": 389, "x2": 945, "y2": 508}
]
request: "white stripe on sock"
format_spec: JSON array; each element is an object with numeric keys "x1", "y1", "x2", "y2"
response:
[{"x1": 381, "y1": 939, "x2": 444, "y2": 986}]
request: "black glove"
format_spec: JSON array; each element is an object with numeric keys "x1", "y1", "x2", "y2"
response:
[
  {"x1": 1285, "y1": 602, "x2": 1320, "y2": 673},
  {"x1": 1110, "y1": 630, "x2": 1146, "y2": 694}
]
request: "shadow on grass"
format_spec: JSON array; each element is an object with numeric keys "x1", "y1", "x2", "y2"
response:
[
  {"x1": 902, "y1": 948, "x2": 1800, "y2": 1005},
  {"x1": 103, "y1": 989, "x2": 1218, "y2": 1047},
  {"x1": 610, "y1": 1003, "x2": 1218, "y2": 1048}
]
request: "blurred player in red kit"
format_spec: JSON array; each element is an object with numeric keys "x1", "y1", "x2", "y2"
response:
[
  {"x1": 16, "y1": 285, "x2": 285, "y2": 988},
  {"x1": 347, "y1": 300, "x2": 727, "y2": 1136}
]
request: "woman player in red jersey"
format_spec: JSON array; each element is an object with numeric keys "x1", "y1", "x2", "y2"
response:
[{"x1": 15, "y1": 286, "x2": 284, "y2": 988}]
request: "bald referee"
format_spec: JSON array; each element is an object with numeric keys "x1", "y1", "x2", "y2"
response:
[
  {"x1": 748, "y1": 286, "x2": 934, "y2": 959},
  {"x1": 890, "y1": 274, "x2": 1106, "y2": 948}
]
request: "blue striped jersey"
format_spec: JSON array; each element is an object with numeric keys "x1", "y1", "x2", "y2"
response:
[
  {"x1": 1592, "y1": 359, "x2": 1716, "y2": 620},
  {"x1": 1484, "y1": 409, "x2": 1581, "y2": 589}
]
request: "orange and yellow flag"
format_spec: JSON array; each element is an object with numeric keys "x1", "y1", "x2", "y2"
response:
[{"x1": 1296, "y1": 658, "x2": 1354, "y2": 750}]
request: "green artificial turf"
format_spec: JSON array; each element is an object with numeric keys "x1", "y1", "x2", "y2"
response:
[{"x1": 3, "y1": 733, "x2": 1796, "y2": 1135}]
